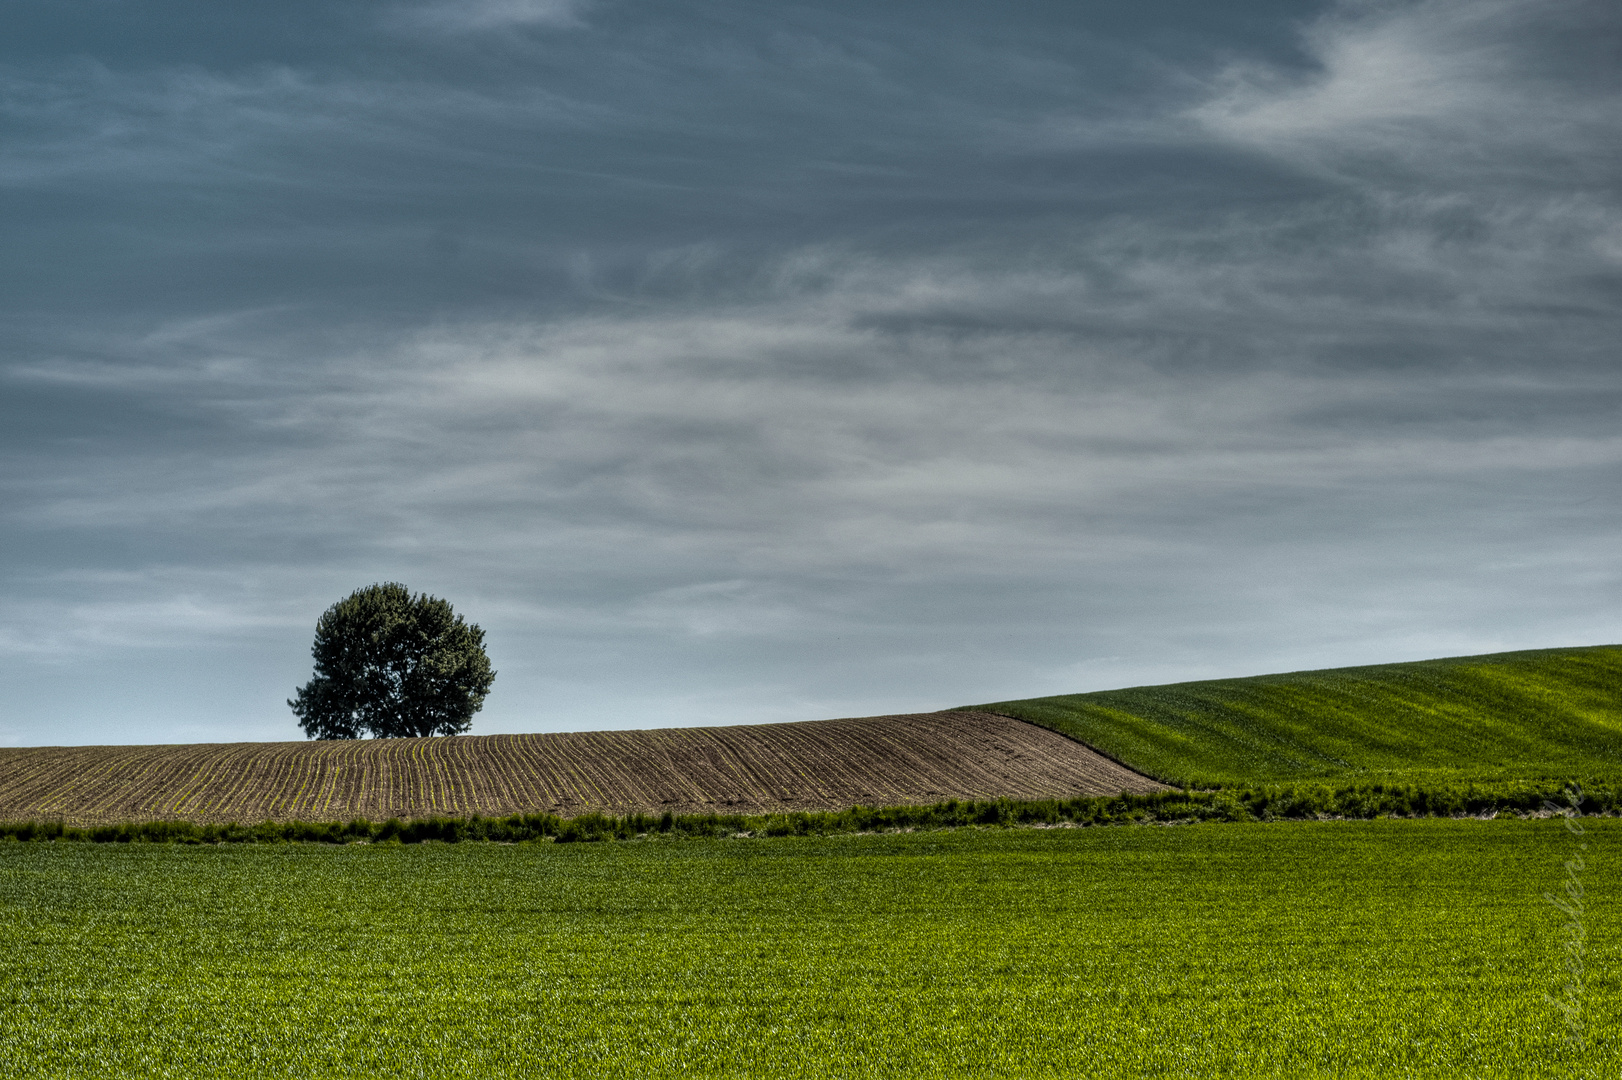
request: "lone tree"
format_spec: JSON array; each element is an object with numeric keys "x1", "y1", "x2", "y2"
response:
[{"x1": 290, "y1": 583, "x2": 495, "y2": 739}]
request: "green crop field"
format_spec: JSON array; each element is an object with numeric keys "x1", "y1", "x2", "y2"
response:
[
  {"x1": 1, "y1": 819, "x2": 1614, "y2": 1078},
  {"x1": 981, "y1": 645, "x2": 1622, "y2": 789},
  {"x1": 4, "y1": 646, "x2": 1618, "y2": 1077}
]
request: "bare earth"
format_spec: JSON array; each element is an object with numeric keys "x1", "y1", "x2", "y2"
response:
[{"x1": 0, "y1": 710, "x2": 1167, "y2": 825}]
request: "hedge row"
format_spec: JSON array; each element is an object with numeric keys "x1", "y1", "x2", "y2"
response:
[{"x1": 0, "y1": 779, "x2": 1610, "y2": 845}]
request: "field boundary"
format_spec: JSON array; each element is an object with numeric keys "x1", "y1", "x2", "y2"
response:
[
  {"x1": 978, "y1": 709, "x2": 1159, "y2": 779},
  {"x1": 2, "y1": 778, "x2": 1614, "y2": 844}
]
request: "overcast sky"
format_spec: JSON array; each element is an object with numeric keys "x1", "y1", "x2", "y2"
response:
[{"x1": 3, "y1": 0, "x2": 1619, "y2": 746}]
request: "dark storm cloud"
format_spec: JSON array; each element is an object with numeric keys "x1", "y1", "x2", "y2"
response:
[{"x1": 2, "y1": 0, "x2": 1619, "y2": 743}]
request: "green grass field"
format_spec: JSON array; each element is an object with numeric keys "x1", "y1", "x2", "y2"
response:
[
  {"x1": 981, "y1": 645, "x2": 1622, "y2": 788},
  {"x1": 1, "y1": 819, "x2": 1613, "y2": 1078}
]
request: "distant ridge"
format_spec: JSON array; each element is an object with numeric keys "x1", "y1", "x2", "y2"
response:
[{"x1": 981, "y1": 645, "x2": 1622, "y2": 789}]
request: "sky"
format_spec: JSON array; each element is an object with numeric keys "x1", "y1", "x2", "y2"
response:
[{"x1": 2, "y1": 0, "x2": 1619, "y2": 746}]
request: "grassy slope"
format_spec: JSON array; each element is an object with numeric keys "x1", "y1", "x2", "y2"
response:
[
  {"x1": 978, "y1": 645, "x2": 1622, "y2": 788},
  {"x1": 1, "y1": 822, "x2": 1614, "y2": 1079}
]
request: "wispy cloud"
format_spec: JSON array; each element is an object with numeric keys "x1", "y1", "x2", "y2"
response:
[
  {"x1": 1192, "y1": 0, "x2": 1622, "y2": 181},
  {"x1": 0, "y1": 59, "x2": 615, "y2": 191},
  {"x1": 10, "y1": 244, "x2": 1618, "y2": 581},
  {"x1": 390, "y1": 0, "x2": 591, "y2": 34}
]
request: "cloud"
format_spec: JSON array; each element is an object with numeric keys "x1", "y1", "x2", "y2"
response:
[
  {"x1": 1172, "y1": 0, "x2": 1622, "y2": 371},
  {"x1": 0, "y1": 59, "x2": 611, "y2": 191},
  {"x1": 389, "y1": 0, "x2": 591, "y2": 33},
  {"x1": 1191, "y1": 0, "x2": 1622, "y2": 183},
  {"x1": 0, "y1": 568, "x2": 310, "y2": 658},
  {"x1": 10, "y1": 243, "x2": 1618, "y2": 586}
]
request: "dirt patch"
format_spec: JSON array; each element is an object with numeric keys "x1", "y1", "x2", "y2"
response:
[{"x1": 0, "y1": 710, "x2": 1167, "y2": 825}]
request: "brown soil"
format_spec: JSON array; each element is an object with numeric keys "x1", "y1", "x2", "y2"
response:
[{"x1": 0, "y1": 710, "x2": 1167, "y2": 825}]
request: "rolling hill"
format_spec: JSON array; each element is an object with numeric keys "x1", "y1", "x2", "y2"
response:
[
  {"x1": 5, "y1": 645, "x2": 1617, "y2": 827},
  {"x1": 980, "y1": 645, "x2": 1622, "y2": 788}
]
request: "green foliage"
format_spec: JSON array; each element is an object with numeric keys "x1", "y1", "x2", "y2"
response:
[
  {"x1": 1, "y1": 779, "x2": 1614, "y2": 844},
  {"x1": 0, "y1": 822, "x2": 1615, "y2": 1077},
  {"x1": 289, "y1": 582, "x2": 495, "y2": 739},
  {"x1": 979, "y1": 645, "x2": 1622, "y2": 788}
]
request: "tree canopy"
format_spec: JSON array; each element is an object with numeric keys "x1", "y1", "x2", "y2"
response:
[{"x1": 289, "y1": 583, "x2": 495, "y2": 739}]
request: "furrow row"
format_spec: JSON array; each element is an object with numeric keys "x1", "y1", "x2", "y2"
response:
[{"x1": 0, "y1": 711, "x2": 1166, "y2": 824}]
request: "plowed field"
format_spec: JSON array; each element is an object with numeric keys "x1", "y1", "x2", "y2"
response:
[{"x1": 0, "y1": 710, "x2": 1164, "y2": 825}]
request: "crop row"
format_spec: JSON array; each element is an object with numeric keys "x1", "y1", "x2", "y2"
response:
[
  {"x1": 984, "y1": 644, "x2": 1622, "y2": 788},
  {"x1": 0, "y1": 710, "x2": 1160, "y2": 825}
]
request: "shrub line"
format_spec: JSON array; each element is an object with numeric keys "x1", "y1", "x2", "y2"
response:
[{"x1": 0, "y1": 778, "x2": 1614, "y2": 844}]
